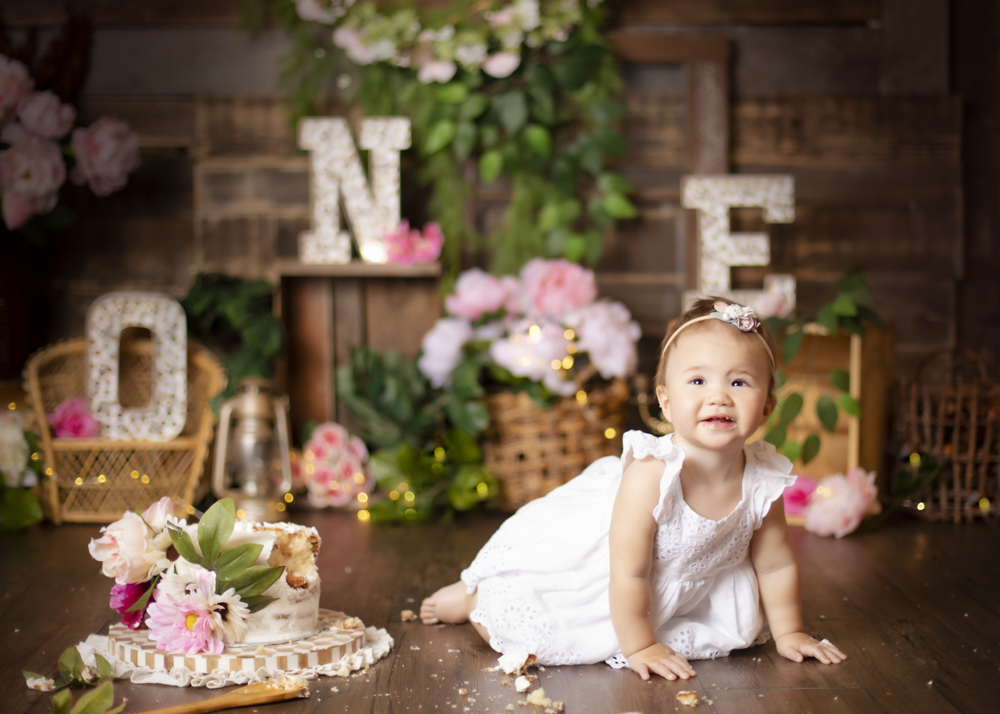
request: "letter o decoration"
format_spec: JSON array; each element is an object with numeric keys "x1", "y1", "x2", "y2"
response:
[{"x1": 86, "y1": 292, "x2": 188, "y2": 441}]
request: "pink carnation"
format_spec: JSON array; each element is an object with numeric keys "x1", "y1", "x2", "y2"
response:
[
  {"x1": 0, "y1": 56, "x2": 33, "y2": 111},
  {"x1": 0, "y1": 136, "x2": 66, "y2": 230},
  {"x1": 520, "y1": 258, "x2": 597, "y2": 318},
  {"x1": 110, "y1": 581, "x2": 155, "y2": 630},
  {"x1": 804, "y1": 468, "x2": 881, "y2": 538},
  {"x1": 71, "y1": 116, "x2": 141, "y2": 196},
  {"x1": 16, "y1": 90, "x2": 76, "y2": 140},
  {"x1": 384, "y1": 220, "x2": 444, "y2": 265},
  {"x1": 47, "y1": 397, "x2": 100, "y2": 438},
  {"x1": 782, "y1": 475, "x2": 818, "y2": 516},
  {"x1": 445, "y1": 268, "x2": 513, "y2": 321}
]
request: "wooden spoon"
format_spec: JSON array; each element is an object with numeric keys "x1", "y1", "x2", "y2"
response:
[{"x1": 139, "y1": 676, "x2": 309, "y2": 714}]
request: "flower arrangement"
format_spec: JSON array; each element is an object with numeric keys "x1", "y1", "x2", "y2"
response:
[
  {"x1": 247, "y1": 0, "x2": 632, "y2": 274},
  {"x1": 418, "y1": 258, "x2": 640, "y2": 400},
  {"x1": 0, "y1": 53, "x2": 141, "y2": 237},
  {"x1": 0, "y1": 407, "x2": 43, "y2": 532},
  {"x1": 384, "y1": 220, "x2": 444, "y2": 265},
  {"x1": 297, "y1": 421, "x2": 375, "y2": 507},
  {"x1": 88, "y1": 498, "x2": 285, "y2": 653},
  {"x1": 47, "y1": 397, "x2": 100, "y2": 438},
  {"x1": 783, "y1": 468, "x2": 882, "y2": 538}
]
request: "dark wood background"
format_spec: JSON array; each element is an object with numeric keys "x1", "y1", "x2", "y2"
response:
[{"x1": 2, "y1": 0, "x2": 995, "y2": 382}]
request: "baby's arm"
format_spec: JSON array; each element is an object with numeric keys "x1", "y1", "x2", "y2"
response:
[
  {"x1": 750, "y1": 498, "x2": 847, "y2": 664},
  {"x1": 609, "y1": 457, "x2": 697, "y2": 681}
]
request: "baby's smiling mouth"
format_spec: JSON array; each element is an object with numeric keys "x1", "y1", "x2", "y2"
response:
[{"x1": 701, "y1": 415, "x2": 735, "y2": 425}]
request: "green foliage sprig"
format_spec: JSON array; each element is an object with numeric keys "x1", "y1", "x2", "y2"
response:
[
  {"x1": 1, "y1": 427, "x2": 44, "y2": 533},
  {"x1": 761, "y1": 273, "x2": 882, "y2": 465},
  {"x1": 182, "y1": 273, "x2": 286, "y2": 400},
  {"x1": 867, "y1": 450, "x2": 948, "y2": 528},
  {"x1": 242, "y1": 0, "x2": 634, "y2": 275},
  {"x1": 24, "y1": 646, "x2": 124, "y2": 714},
  {"x1": 337, "y1": 347, "x2": 495, "y2": 522}
]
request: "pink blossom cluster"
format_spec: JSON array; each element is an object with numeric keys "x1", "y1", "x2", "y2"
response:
[
  {"x1": 301, "y1": 422, "x2": 374, "y2": 508},
  {"x1": 0, "y1": 55, "x2": 140, "y2": 230},
  {"x1": 384, "y1": 220, "x2": 445, "y2": 265},
  {"x1": 783, "y1": 468, "x2": 882, "y2": 538},
  {"x1": 47, "y1": 397, "x2": 100, "y2": 438},
  {"x1": 417, "y1": 258, "x2": 640, "y2": 394}
]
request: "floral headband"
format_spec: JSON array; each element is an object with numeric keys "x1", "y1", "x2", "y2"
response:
[{"x1": 661, "y1": 301, "x2": 776, "y2": 369}]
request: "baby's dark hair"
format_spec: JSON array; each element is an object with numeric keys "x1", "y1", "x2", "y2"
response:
[{"x1": 654, "y1": 296, "x2": 779, "y2": 399}]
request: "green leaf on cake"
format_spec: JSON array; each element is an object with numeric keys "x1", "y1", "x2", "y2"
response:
[
  {"x1": 214, "y1": 543, "x2": 264, "y2": 581},
  {"x1": 242, "y1": 594, "x2": 278, "y2": 614},
  {"x1": 168, "y1": 528, "x2": 205, "y2": 568},
  {"x1": 124, "y1": 575, "x2": 158, "y2": 612},
  {"x1": 198, "y1": 498, "x2": 236, "y2": 565},
  {"x1": 229, "y1": 565, "x2": 285, "y2": 599}
]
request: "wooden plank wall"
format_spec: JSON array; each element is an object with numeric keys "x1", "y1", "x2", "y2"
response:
[{"x1": 3, "y1": 0, "x2": 965, "y2": 383}]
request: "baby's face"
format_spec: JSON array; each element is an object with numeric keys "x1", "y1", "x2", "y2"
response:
[{"x1": 656, "y1": 321, "x2": 774, "y2": 455}]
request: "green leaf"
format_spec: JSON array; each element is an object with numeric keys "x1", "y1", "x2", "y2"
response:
[
  {"x1": 452, "y1": 121, "x2": 477, "y2": 162},
  {"x1": 801, "y1": 434, "x2": 821, "y2": 465},
  {"x1": 775, "y1": 369, "x2": 787, "y2": 389},
  {"x1": 523, "y1": 124, "x2": 551, "y2": 157},
  {"x1": 816, "y1": 303, "x2": 839, "y2": 335},
  {"x1": 424, "y1": 119, "x2": 456, "y2": 155},
  {"x1": 213, "y1": 543, "x2": 264, "y2": 581},
  {"x1": 125, "y1": 577, "x2": 157, "y2": 612},
  {"x1": 829, "y1": 369, "x2": 851, "y2": 392},
  {"x1": 836, "y1": 272, "x2": 874, "y2": 305},
  {"x1": 545, "y1": 227, "x2": 570, "y2": 256},
  {"x1": 587, "y1": 196, "x2": 613, "y2": 229},
  {"x1": 0, "y1": 487, "x2": 42, "y2": 533},
  {"x1": 68, "y1": 680, "x2": 114, "y2": 714},
  {"x1": 578, "y1": 139, "x2": 603, "y2": 175},
  {"x1": 528, "y1": 86, "x2": 556, "y2": 125},
  {"x1": 241, "y1": 594, "x2": 277, "y2": 614},
  {"x1": 602, "y1": 192, "x2": 637, "y2": 219},
  {"x1": 538, "y1": 202, "x2": 563, "y2": 233},
  {"x1": 764, "y1": 425, "x2": 787, "y2": 448},
  {"x1": 58, "y1": 646, "x2": 85, "y2": 683},
  {"x1": 597, "y1": 172, "x2": 633, "y2": 195},
  {"x1": 831, "y1": 294, "x2": 858, "y2": 317},
  {"x1": 494, "y1": 91, "x2": 528, "y2": 135},
  {"x1": 782, "y1": 328, "x2": 804, "y2": 365},
  {"x1": 458, "y1": 94, "x2": 489, "y2": 121},
  {"x1": 588, "y1": 99, "x2": 627, "y2": 125},
  {"x1": 479, "y1": 149, "x2": 503, "y2": 184},
  {"x1": 95, "y1": 655, "x2": 113, "y2": 681},
  {"x1": 435, "y1": 82, "x2": 468, "y2": 104},
  {"x1": 838, "y1": 393, "x2": 862, "y2": 417},
  {"x1": 552, "y1": 159, "x2": 576, "y2": 194},
  {"x1": 52, "y1": 690, "x2": 72, "y2": 714},
  {"x1": 229, "y1": 565, "x2": 285, "y2": 599},
  {"x1": 779, "y1": 393, "x2": 804, "y2": 426},
  {"x1": 582, "y1": 228, "x2": 604, "y2": 265},
  {"x1": 779, "y1": 440, "x2": 803, "y2": 463},
  {"x1": 198, "y1": 498, "x2": 236, "y2": 565},
  {"x1": 478, "y1": 123, "x2": 500, "y2": 149},
  {"x1": 554, "y1": 44, "x2": 607, "y2": 89},
  {"x1": 168, "y1": 527, "x2": 205, "y2": 567},
  {"x1": 564, "y1": 234, "x2": 586, "y2": 262},
  {"x1": 817, "y1": 395, "x2": 838, "y2": 432},
  {"x1": 594, "y1": 127, "x2": 628, "y2": 155}
]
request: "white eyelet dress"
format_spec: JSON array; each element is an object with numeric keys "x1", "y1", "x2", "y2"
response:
[{"x1": 461, "y1": 431, "x2": 795, "y2": 667}]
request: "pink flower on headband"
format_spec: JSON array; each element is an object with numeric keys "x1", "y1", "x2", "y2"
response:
[{"x1": 712, "y1": 304, "x2": 760, "y2": 332}]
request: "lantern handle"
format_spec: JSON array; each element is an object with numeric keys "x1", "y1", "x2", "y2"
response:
[
  {"x1": 212, "y1": 398, "x2": 237, "y2": 498},
  {"x1": 272, "y1": 396, "x2": 293, "y2": 496}
]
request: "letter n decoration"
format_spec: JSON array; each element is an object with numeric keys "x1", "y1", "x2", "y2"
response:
[
  {"x1": 298, "y1": 117, "x2": 412, "y2": 264},
  {"x1": 681, "y1": 175, "x2": 796, "y2": 314}
]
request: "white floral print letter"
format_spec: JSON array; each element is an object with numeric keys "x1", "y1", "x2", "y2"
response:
[
  {"x1": 682, "y1": 175, "x2": 796, "y2": 316},
  {"x1": 298, "y1": 116, "x2": 411, "y2": 264},
  {"x1": 86, "y1": 292, "x2": 187, "y2": 441}
]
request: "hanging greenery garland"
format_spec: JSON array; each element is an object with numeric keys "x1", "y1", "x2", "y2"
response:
[{"x1": 243, "y1": 0, "x2": 635, "y2": 275}]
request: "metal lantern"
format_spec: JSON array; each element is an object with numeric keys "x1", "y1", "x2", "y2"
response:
[{"x1": 212, "y1": 378, "x2": 292, "y2": 522}]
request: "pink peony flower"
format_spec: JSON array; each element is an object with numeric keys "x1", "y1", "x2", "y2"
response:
[
  {"x1": 783, "y1": 475, "x2": 818, "y2": 516},
  {"x1": 16, "y1": 90, "x2": 76, "y2": 140},
  {"x1": 47, "y1": 397, "x2": 100, "y2": 438},
  {"x1": 566, "y1": 300, "x2": 641, "y2": 379},
  {"x1": 0, "y1": 56, "x2": 33, "y2": 111},
  {"x1": 445, "y1": 268, "x2": 513, "y2": 321},
  {"x1": 89, "y1": 511, "x2": 156, "y2": 584},
  {"x1": 804, "y1": 468, "x2": 882, "y2": 538},
  {"x1": 520, "y1": 258, "x2": 598, "y2": 318},
  {"x1": 110, "y1": 581, "x2": 155, "y2": 630},
  {"x1": 301, "y1": 422, "x2": 373, "y2": 508},
  {"x1": 0, "y1": 136, "x2": 66, "y2": 230},
  {"x1": 70, "y1": 116, "x2": 141, "y2": 197},
  {"x1": 482, "y1": 51, "x2": 521, "y2": 78},
  {"x1": 417, "y1": 317, "x2": 473, "y2": 388},
  {"x1": 384, "y1": 220, "x2": 444, "y2": 265},
  {"x1": 417, "y1": 59, "x2": 457, "y2": 84},
  {"x1": 141, "y1": 496, "x2": 175, "y2": 531},
  {"x1": 308, "y1": 422, "x2": 350, "y2": 453}
]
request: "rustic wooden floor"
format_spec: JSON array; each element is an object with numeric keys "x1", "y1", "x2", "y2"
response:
[{"x1": 3, "y1": 510, "x2": 999, "y2": 714}]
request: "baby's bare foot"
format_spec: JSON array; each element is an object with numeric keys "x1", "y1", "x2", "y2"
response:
[{"x1": 420, "y1": 581, "x2": 472, "y2": 625}]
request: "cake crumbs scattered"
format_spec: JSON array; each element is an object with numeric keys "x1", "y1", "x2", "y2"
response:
[
  {"x1": 459, "y1": 688, "x2": 468, "y2": 697},
  {"x1": 342, "y1": 617, "x2": 363, "y2": 629},
  {"x1": 515, "y1": 676, "x2": 532, "y2": 693},
  {"x1": 675, "y1": 691, "x2": 699, "y2": 707},
  {"x1": 401, "y1": 610, "x2": 418, "y2": 621},
  {"x1": 526, "y1": 688, "x2": 552, "y2": 708},
  {"x1": 25, "y1": 676, "x2": 55, "y2": 692}
]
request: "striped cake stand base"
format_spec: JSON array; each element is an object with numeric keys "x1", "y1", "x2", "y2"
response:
[{"x1": 108, "y1": 609, "x2": 366, "y2": 676}]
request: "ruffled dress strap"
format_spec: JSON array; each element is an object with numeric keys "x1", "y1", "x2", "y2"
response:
[
  {"x1": 744, "y1": 439, "x2": 796, "y2": 529},
  {"x1": 620, "y1": 431, "x2": 685, "y2": 525}
]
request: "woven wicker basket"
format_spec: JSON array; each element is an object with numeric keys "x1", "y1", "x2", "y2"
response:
[
  {"x1": 483, "y1": 378, "x2": 630, "y2": 511},
  {"x1": 897, "y1": 353, "x2": 1000, "y2": 522},
  {"x1": 23, "y1": 337, "x2": 226, "y2": 524}
]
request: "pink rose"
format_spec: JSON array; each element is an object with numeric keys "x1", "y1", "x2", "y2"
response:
[
  {"x1": 417, "y1": 317, "x2": 473, "y2": 388},
  {"x1": 520, "y1": 258, "x2": 597, "y2": 318},
  {"x1": 141, "y1": 496, "x2": 175, "y2": 531},
  {"x1": 566, "y1": 300, "x2": 641, "y2": 379},
  {"x1": 16, "y1": 90, "x2": 76, "y2": 140},
  {"x1": 89, "y1": 511, "x2": 155, "y2": 584},
  {"x1": 384, "y1": 220, "x2": 444, "y2": 265},
  {"x1": 348, "y1": 435, "x2": 369, "y2": 463},
  {"x1": 70, "y1": 116, "x2": 141, "y2": 196},
  {"x1": 0, "y1": 136, "x2": 66, "y2": 229},
  {"x1": 308, "y1": 422, "x2": 350, "y2": 453},
  {"x1": 47, "y1": 397, "x2": 100, "y2": 438},
  {"x1": 0, "y1": 56, "x2": 33, "y2": 111},
  {"x1": 445, "y1": 268, "x2": 513, "y2": 321},
  {"x1": 804, "y1": 468, "x2": 881, "y2": 538},
  {"x1": 482, "y1": 51, "x2": 521, "y2": 78},
  {"x1": 782, "y1": 475, "x2": 818, "y2": 516}
]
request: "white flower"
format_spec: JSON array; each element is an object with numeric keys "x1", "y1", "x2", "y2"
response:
[
  {"x1": 486, "y1": 7, "x2": 516, "y2": 28},
  {"x1": 418, "y1": 25, "x2": 455, "y2": 43},
  {"x1": 88, "y1": 511, "x2": 157, "y2": 584},
  {"x1": 454, "y1": 42, "x2": 487, "y2": 69},
  {"x1": 417, "y1": 317, "x2": 473, "y2": 388},
  {"x1": 0, "y1": 411, "x2": 29, "y2": 488},
  {"x1": 489, "y1": 317, "x2": 571, "y2": 385},
  {"x1": 513, "y1": 0, "x2": 541, "y2": 31},
  {"x1": 366, "y1": 38, "x2": 397, "y2": 63},
  {"x1": 333, "y1": 26, "x2": 377, "y2": 64},
  {"x1": 418, "y1": 59, "x2": 457, "y2": 84},
  {"x1": 566, "y1": 301, "x2": 640, "y2": 379},
  {"x1": 482, "y1": 51, "x2": 521, "y2": 78},
  {"x1": 294, "y1": 0, "x2": 355, "y2": 24},
  {"x1": 155, "y1": 558, "x2": 209, "y2": 601}
]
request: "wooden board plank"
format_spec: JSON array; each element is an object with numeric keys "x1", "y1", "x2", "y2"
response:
[
  {"x1": 195, "y1": 216, "x2": 279, "y2": 280},
  {"x1": 880, "y1": 0, "x2": 950, "y2": 95},
  {"x1": 77, "y1": 97, "x2": 196, "y2": 148},
  {"x1": 364, "y1": 278, "x2": 442, "y2": 359},
  {"x1": 282, "y1": 277, "x2": 336, "y2": 436},
  {"x1": 2, "y1": 0, "x2": 243, "y2": 26},
  {"x1": 614, "y1": 0, "x2": 879, "y2": 25}
]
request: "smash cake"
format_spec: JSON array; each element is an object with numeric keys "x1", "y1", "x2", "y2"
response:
[{"x1": 86, "y1": 497, "x2": 392, "y2": 686}]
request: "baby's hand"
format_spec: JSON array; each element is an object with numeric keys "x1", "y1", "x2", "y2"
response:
[
  {"x1": 626, "y1": 644, "x2": 697, "y2": 681},
  {"x1": 776, "y1": 633, "x2": 847, "y2": 664}
]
